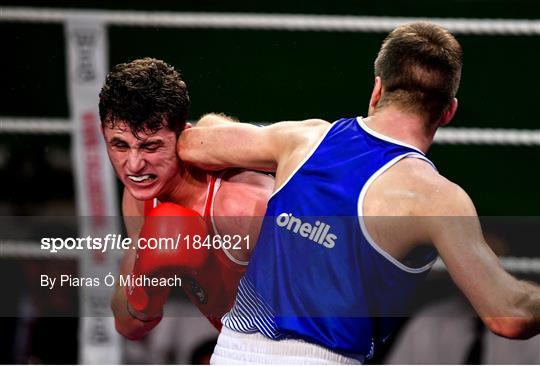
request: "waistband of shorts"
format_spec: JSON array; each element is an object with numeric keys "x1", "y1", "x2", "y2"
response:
[{"x1": 211, "y1": 326, "x2": 362, "y2": 364}]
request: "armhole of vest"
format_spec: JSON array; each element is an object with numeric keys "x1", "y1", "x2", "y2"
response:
[
  {"x1": 210, "y1": 174, "x2": 249, "y2": 267},
  {"x1": 357, "y1": 152, "x2": 438, "y2": 274},
  {"x1": 269, "y1": 122, "x2": 335, "y2": 201}
]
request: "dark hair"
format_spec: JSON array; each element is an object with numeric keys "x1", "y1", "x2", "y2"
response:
[
  {"x1": 99, "y1": 58, "x2": 190, "y2": 138},
  {"x1": 374, "y1": 22, "x2": 463, "y2": 121}
]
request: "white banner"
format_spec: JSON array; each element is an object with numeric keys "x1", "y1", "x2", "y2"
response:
[{"x1": 65, "y1": 16, "x2": 121, "y2": 364}]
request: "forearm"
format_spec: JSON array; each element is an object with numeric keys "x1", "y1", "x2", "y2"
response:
[
  {"x1": 513, "y1": 280, "x2": 540, "y2": 338},
  {"x1": 182, "y1": 113, "x2": 244, "y2": 170},
  {"x1": 111, "y1": 283, "x2": 161, "y2": 340},
  {"x1": 178, "y1": 117, "x2": 327, "y2": 172},
  {"x1": 426, "y1": 188, "x2": 540, "y2": 340},
  {"x1": 178, "y1": 123, "x2": 278, "y2": 171},
  {"x1": 111, "y1": 245, "x2": 162, "y2": 339}
]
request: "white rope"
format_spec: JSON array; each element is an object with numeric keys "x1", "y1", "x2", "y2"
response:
[
  {"x1": 1, "y1": 7, "x2": 540, "y2": 35},
  {"x1": 0, "y1": 241, "x2": 77, "y2": 259},
  {"x1": 435, "y1": 127, "x2": 540, "y2": 146},
  {"x1": 432, "y1": 257, "x2": 540, "y2": 274},
  {"x1": 0, "y1": 117, "x2": 72, "y2": 134},
  {"x1": 2, "y1": 117, "x2": 540, "y2": 146},
  {"x1": 2, "y1": 240, "x2": 538, "y2": 274}
]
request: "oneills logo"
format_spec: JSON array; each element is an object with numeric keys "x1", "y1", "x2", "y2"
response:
[{"x1": 275, "y1": 213, "x2": 337, "y2": 249}]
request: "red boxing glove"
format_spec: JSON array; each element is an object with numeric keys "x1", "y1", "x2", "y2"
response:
[{"x1": 126, "y1": 203, "x2": 209, "y2": 320}]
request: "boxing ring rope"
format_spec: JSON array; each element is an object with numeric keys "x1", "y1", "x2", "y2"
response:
[
  {"x1": 2, "y1": 8, "x2": 540, "y2": 145},
  {"x1": 2, "y1": 117, "x2": 540, "y2": 146},
  {"x1": 2, "y1": 7, "x2": 540, "y2": 35},
  {"x1": 431, "y1": 257, "x2": 540, "y2": 274},
  {"x1": 1, "y1": 8, "x2": 540, "y2": 363},
  {"x1": 0, "y1": 118, "x2": 72, "y2": 134},
  {"x1": 1, "y1": 7, "x2": 539, "y2": 272},
  {"x1": 0, "y1": 241, "x2": 78, "y2": 259}
]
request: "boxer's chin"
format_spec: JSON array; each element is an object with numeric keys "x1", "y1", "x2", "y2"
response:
[{"x1": 125, "y1": 178, "x2": 160, "y2": 201}]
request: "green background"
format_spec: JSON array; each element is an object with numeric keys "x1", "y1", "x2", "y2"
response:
[{"x1": 1, "y1": 1, "x2": 539, "y2": 215}]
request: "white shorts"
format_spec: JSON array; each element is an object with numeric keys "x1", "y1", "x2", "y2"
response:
[{"x1": 210, "y1": 326, "x2": 362, "y2": 364}]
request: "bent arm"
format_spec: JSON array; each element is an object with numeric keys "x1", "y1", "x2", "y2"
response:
[
  {"x1": 178, "y1": 114, "x2": 327, "y2": 172},
  {"x1": 111, "y1": 189, "x2": 154, "y2": 340},
  {"x1": 427, "y1": 183, "x2": 540, "y2": 339}
]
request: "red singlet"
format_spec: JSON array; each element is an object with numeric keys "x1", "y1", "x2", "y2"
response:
[{"x1": 144, "y1": 174, "x2": 247, "y2": 330}]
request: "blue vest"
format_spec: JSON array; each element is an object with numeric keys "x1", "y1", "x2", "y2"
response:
[{"x1": 223, "y1": 117, "x2": 437, "y2": 360}]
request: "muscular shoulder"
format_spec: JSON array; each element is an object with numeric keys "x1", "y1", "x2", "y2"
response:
[
  {"x1": 211, "y1": 170, "x2": 273, "y2": 260},
  {"x1": 364, "y1": 157, "x2": 475, "y2": 217},
  {"x1": 214, "y1": 170, "x2": 274, "y2": 217},
  {"x1": 297, "y1": 118, "x2": 331, "y2": 129},
  {"x1": 281, "y1": 119, "x2": 330, "y2": 147}
]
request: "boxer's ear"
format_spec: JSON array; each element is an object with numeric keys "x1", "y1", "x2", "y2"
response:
[
  {"x1": 368, "y1": 76, "x2": 383, "y2": 115},
  {"x1": 439, "y1": 98, "x2": 458, "y2": 127},
  {"x1": 183, "y1": 123, "x2": 193, "y2": 130}
]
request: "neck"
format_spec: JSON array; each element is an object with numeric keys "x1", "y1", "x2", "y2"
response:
[
  {"x1": 158, "y1": 164, "x2": 210, "y2": 212},
  {"x1": 363, "y1": 107, "x2": 437, "y2": 153}
]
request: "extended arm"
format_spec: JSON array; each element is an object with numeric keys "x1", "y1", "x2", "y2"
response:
[
  {"x1": 178, "y1": 113, "x2": 328, "y2": 172},
  {"x1": 425, "y1": 182, "x2": 540, "y2": 339}
]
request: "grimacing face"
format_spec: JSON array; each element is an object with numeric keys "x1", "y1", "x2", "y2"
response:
[{"x1": 103, "y1": 121, "x2": 182, "y2": 201}]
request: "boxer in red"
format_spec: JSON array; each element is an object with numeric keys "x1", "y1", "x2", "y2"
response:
[{"x1": 98, "y1": 58, "x2": 274, "y2": 339}]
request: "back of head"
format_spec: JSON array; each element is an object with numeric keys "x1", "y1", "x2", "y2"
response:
[
  {"x1": 99, "y1": 58, "x2": 190, "y2": 137},
  {"x1": 374, "y1": 22, "x2": 462, "y2": 122}
]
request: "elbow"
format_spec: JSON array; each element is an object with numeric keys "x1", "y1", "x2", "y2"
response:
[
  {"x1": 114, "y1": 317, "x2": 144, "y2": 341},
  {"x1": 112, "y1": 308, "x2": 154, "y2": 341},
  {"x1": 483, "y1": 315, "x2": 535, "y2": 339},
  {"x1": 111, "y1": 290, "x2": 149, "y2": 341}
]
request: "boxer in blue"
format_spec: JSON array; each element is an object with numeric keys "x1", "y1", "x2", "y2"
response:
[{"x1": 178, "y1": 22, "x2": 540, "y2": 364}]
